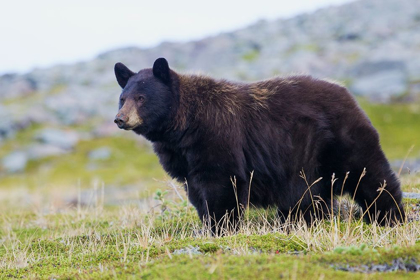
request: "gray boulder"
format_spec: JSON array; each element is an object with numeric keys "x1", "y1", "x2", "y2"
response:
[
  {"x1": 403, "y1": 192, "x2": 420, "y2": 200},
  {"x1": 0, "y1": 74, "x2": 36, "y2": 100},
  {"x1": 350, "y1": 60, "x2": 408, "y2": 102},
  {"x1": 35, "y1": 129, "x2": 79, "y2": 150},
  {"x1": 1, "y1": 151, "x2": 28, "y2": 173},
  {"x1": 350, "y1": 61, "x2": 406, "y2": 77},
  {"x1": 88, "y1": 147, "x2": 111, "y2": 160},
  {"x1": 351, "y1": 69, "x2": 407, "y2": 102},
  {"x1": 26, "y1": 144, "x2": 68, "y2": 159},
  {"x1": 0, "y1": 105, "x2": 20, "y2": 140},
  {"x1": 391, "y1": 158, "x2": 420, "y2": 174}
]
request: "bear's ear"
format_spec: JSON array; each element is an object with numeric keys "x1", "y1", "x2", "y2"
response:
[
  {"x1": 114, "y1": 62, "x2": 135, "y2": 88},
  {"x1": 153, "y1": 58, "x2": 171, "y2": 84}
]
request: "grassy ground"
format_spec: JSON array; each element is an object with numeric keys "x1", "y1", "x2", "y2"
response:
[
  {"x1": 359, "y1": 100, "x2": 420, "y2": 160},
  {"x1": 0, "y1": 100, "x2": 419, "y2": 279},
  {"x1": 0, "y1": 185, "x2": 419, "y2": 279}
]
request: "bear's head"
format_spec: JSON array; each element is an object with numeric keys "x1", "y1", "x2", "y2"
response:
[{"x1": 114, "y1": 58, "x2": 177, "y2": 139}]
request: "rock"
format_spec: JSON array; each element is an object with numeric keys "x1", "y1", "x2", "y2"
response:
[
  {"x1": 0, "y1": 105, "x2": 18, "y2": 140},
  {"x1": 351, "y1": 69, "x2": 407, "y2": 102},
  {"x1": 391, "y1": 158, "x2": 420, "y2": 174},
  {"x1": 35, "y1": 129, "x2": 79, "y2": 150},
  {"x1": 44, "y1": 85, "x2": 116, "y2": 125},
  {"x1": 172, "y1": 246, "x2": 202, "y2": 255},
  {"x1": 350, "y1": 60, "x2": 408, "y2": 102},
  {"x1": 0, "y1": 104, "x2": 47, "y2": 141},
  {"x1": 403, "y1": 192, "x2": 420, "y2": 200},
  {"x1": 25, "y1": 107, "x2": 52, "y2": 124},
  {"x1": 0, "y1": 74, "x2": 36, "y2": 100},
  {"x1": 26, "y1": 144, "x2": 68, "y2": 159},
  {"x1": 350, "y1": 60, "x2": 406, "y2": 77},
  {"x1": 407, "y1": 58, "x2": 420, "y2": 80},
  {"x1": 334, "y1": 257, "x2": 420, "y2": 273},
  {"x1": 88, "y1": 147, "x2": 111, "y2": 160},
  {"x1": 1, "y1": 151, "x2": 28, "y2": 173}
]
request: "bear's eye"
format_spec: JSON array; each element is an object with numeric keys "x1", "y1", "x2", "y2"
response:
[
  {"x1": 119, "y1": 98, "x2": 125, "y2": 105},
  {"x1": 137, "y1": 96, "x2": 145, "y2": 104}
]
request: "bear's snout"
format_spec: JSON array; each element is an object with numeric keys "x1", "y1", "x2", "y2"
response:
[{"x1": 114, "y1": 114, "x2": 128, "y2": 128}]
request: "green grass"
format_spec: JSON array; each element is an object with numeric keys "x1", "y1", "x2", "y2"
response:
[
  {"x1": 1, "y1": 193, "x2": 419, "y2": 279},
  {"x1": 0, "y1": 133, "x2": 166, "y2": 190},
  {"x1": 359, "y1": 100, "x2": 420, "y2": 159}
]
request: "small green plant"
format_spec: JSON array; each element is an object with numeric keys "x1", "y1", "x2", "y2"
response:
[{"x1": 154, "y1": 189, "x2": 189, "y2": 220}]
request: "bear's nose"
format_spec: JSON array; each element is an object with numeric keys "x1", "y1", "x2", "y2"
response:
[{"x1": 114, "y1": 114, "x2": 128, "y2": 128}]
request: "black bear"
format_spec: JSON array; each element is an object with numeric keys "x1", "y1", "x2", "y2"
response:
[{"x1": 114, "y1": 58, "x2": 405, "y2": 231}]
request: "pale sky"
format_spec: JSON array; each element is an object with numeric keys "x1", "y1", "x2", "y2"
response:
[{"x1": 0, "y1": 0, "x2": 354, "y2": 74}]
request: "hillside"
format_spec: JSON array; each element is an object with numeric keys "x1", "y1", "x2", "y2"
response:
[{"x1": 1, "y1": 0, "x2": 420, "y2": 174}]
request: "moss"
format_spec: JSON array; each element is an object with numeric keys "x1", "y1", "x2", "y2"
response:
[
  {"x1": 218, "y1": 233, "x2": 306, "y2": 253},
  {"x1": 199, "y1": 242, "x2": 220, "y2": 253}
]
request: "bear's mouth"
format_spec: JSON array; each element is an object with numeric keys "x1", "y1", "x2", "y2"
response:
[{"x1": 116, "y1": 123, "x2": 141, "y2": 130}]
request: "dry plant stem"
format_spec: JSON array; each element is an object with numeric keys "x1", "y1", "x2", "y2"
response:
[
  {"x1": 299, "y1": 170, "x2": 317, "y2": 214},
  {"x1": 348, "y1": 168, "x2": 366, "y2": 226},
  {"x1": 230, "y1": 176, "x2": 241, "y2": 219},
  {"x1": 382, "y1": 188, "x2": 404, "y2": 222},
  {"x1": 330, "y1": 173, "x2": 338, "y2": 218},
  {"x1": 205, "y1": 200, "x2": 211, "y2": 232},
  {"x1": 359, "y1": 180, "x2": 386, "y2": 224},
  {"x1": 351, "y1": 168, "x2": 367, "y2": 201},
  {"x1": 398, "y1": 145, "x2": 414, "y2": 177},
  {"x1": 247, "y1": 171, "x2": 254, "y2": 219},
  {"x1": 292, "y1": 169, "x2": 323, "y2": 217},
  {"x1": 338, "y1": 172, "x2": 350, "y2": 222},
  {"x1": 359, "y1": 181, "x2": 404, "y2": 225},
  {"x1": 167, "y1": 180, "x2": 184, "y2": 202}
]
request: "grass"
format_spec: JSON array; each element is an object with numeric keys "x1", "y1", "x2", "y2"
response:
[
  {"x1": 359, "y1": 100, "x2": 420, "y2": 159},
  {"x1": 0, "y1": 132, "x2": 165, "y2": 191},
  {"x1": 0, "y1": 183, "x2": 419, "y2": 279}
]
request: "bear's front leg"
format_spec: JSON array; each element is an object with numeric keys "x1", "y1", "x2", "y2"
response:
[{"x1": 187, "y1": 173, "x2": 243, "y2": 235}]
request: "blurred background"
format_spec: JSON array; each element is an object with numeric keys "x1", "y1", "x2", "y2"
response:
[{"x1": 0, "y1": 0, "x2": 419, "y2": 211}]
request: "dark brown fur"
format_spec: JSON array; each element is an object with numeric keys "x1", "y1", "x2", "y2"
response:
[{"x1": 114, "y1": 58, "x2": 405, "y2": 232}]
